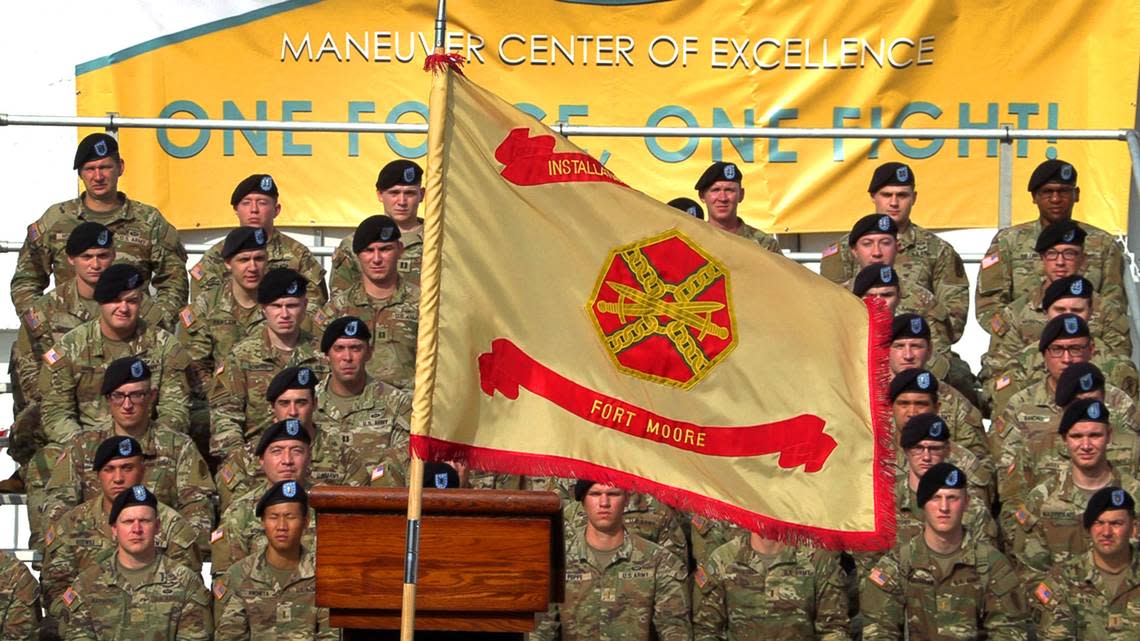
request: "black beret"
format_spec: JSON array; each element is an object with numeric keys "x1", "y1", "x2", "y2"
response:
[
  {"x1": 1055, "y1": 362, "x2": 1106, "y2": 407},
  {"x1": 231, "y1": 174, "x2": 279, "y2": 207},
  {"x1": 376, "y1": 160, "x2": 424, "y2": 190},
  {"x1": 93, "y1": 263, "x2": 144, "y2": 303},
  {"x1": 352, "y1": 215, "x2": 402, "y2": 254},
  {"x1": 265, "y1": 366, "x2": 317, "y2": 403},
  {"x1": 853, "y1": 264, "x2": 899, "y2": 297},
  {"x1": 108, "y1": 484, "x2": 157, "y2": 524},
  {"x1": 1038, "y1": 313, "x2": 1090, "y2": 352},
  {"x1": 74, "y1": 133, "x2": 119, "y2": 170},
  {"x1": 900, "y1": 413, "x2": 950, "y2": 449},
  {"x1": 667, "y1": 197, "x2": 704, "y2": 220},
  {"x1": 255, "y1": 418, "x2": 312, "y2": 457},
  {"x1": 257, "y1": 268, "x2": 307, "y2": 305},
  {"x1": 868, "y1": 162, "x2": 915, "y2": 193},
  {"x1": 1034, "y1": 220, "x2": 1086, "y2": 252},
  {"x1": 916, "y1": 462, "x2": 967, "y2": 508},
  {"x1": 890, "y1": 368, "x2": 939, "y2": 402},
  {"x1": 66, "y1": 222, "x2": 114, "y2": 257},
  {"x1": 1083, "y1": 486, "x2": 1135, "y2": 529},
  {"x1": 574, "y1": 479, "x2": 597, "y2": 502},
  {"x1": 1028, "y1": 159, "x2": 1077, "y2": 192},
  {"x1": 694, "y1": 162, "x2": 742, "y2": 192},
  {"x1": 1042, "y1": 276, "x2": 1093, "y2": 310},
  {"x1": 1058, "y1": 398, "x2": 1109, "y2": 435},
  {"x1": 848, "y1": 214, "x2": 898, "y2": 246},
  {"x1": 101, "y1": 357, "x2": 151, "y2": 395},
  {"x1": 891, "y1": 313, "x2": 931, "y2": 342},
  {"x1": 255, "y1": 480, "x2": 309, "y2": 518},
  {"x1": 424, "y1": 462, "x2": 461, "y2": 489},
  {"x1": 221, "y1": 226, "x2": 269, "y2": 259},
  {"x1": 321, "y1": 316, "x2": 372, "y2": 352},
  {"x1": 92, "y1": 436, "x2": 143, "y2": 472}
]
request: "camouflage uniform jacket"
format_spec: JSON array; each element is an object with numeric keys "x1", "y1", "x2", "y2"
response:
[
  {"x1": 210, "y1": 481, "x2": 318, "y2": 579},
  {"x1": 0, "y1": 550, "x2": 41, "y2": 639},
  {"x1": 42, "y1": 422, "x2": 215, "y2": 550},
  {"x1": 730, "y1": 219, "x2": 782, "y2": 254},
  {"x1": 532, "y1": 530, "x2": 691, "y2": 641},
  {"x1": 975, "y1": 218, "x2": 1125, "y2": 331},
  {"x1": 1035, "y1": 544, "x2": 1140, "y2": 640},
  {"x1": 843, "y1": 275, "x2": 955, "y2": 355},
  {"x1": 563, "y1": 494, "x2": 689, "y2": 563},
  {"x1": 190, "y1": 228, "x2": 328, "y2": 311},
  {"x1": 692, "y1": 534, "x2": 849, "y2": 641},
  {"x1": 860, "y1": 537, "x2": 1028, "y2": 641},
  {"x1": 13, "y1": 193, "x2": 188, "y2": 330},
  {"x1": 820, "y1": 222, "x2": 969, "y2": 341},
  {"x1": 935, "y1": 379, "x2": 991, "y2": 465},
  {"x1": 11, "y1": 279, "x2": 101, "y2": 406},
  {"x1": 329, "y1": 220, "x2": 424, "y2": 293},
  {"x1": 38, "y1": 318, "x2": 192, "y2": 442},
  {"x1": 999, "y1": 348, "x2": 1139, "y2": 412},
  {"x1": 314, "y1": 375, "x2": 412, "y2": 456},
  {"x1": 57, "y1": 554, "x2": 211, "y2": 641},
  {"x1": 177, "y1": 280, "x2": 266, "y2": 398},
  {"x1": 688, "y1": 513, "x2": 745, "y2": 569},
  {"x1": 43, "y1": 498, "x2": 201, "y2": 609},
  {"x1": 314, "y1": 279, "x2": 419, "y2": 389},
  {"x1": 213, "y1": 547, "x2": 338, "y2": 641}
]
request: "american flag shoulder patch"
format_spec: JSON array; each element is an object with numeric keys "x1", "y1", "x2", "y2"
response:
[
  {"x1": 1034, "y1": 582, "x2": 1053, "y2": 605},
  {"x1": 62, "y1": 586, "x2": 78, "y2": 607},
  {"x1": 26, "y1": 222, "x2": 42, "y2": 242},
  {"x1": 24, "y1": 308, "x2": 41, "y2": 330},
  {"x1": 371, "y1": 464, "x2": 386, "y2": 481},
  {"x1": 981, "y1": 253, "x2": 1000, "y2": 269},
  {"x1": 694, "y1": 565, "x2": 709, "y2": 589},
  {"x1": 210, "y1": 528, "x2": 225, "y2": 543},
  {"x1": 179, "y1": 307, "x2": 196, "y2": 328},
  {"x1": 869, "y1": 567, "x2": 888, "y2": 588},
  {"x1": 995, "y1": 375, "x2": 1011, "y2": 391},
  {"x1": 213, "y1": 580, "x2": 227, "y2": 599},
  {"x1": 821, "y1": 243, "x2": 840, "y2": 258},
  {"x1": 189, "y1": 263, "x2": 204, "y2": 281},
  {"x1": 43, "y1": 348, "x2": 63, "y2": 366}
]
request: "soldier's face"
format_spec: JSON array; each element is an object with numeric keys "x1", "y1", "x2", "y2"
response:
[
  {"x1": 262, "y1": 502, "x2": 308, "y2": 553},
  {"x1": 100, "y1": 289, "x2": 143, "y2": 332},
  {"x1": 1064, "y1": 422, "x2": 1110, "y2": 471},
  {"x1": 1040, "y1": 244, "x2": 1086, "y2": 282},
  {"x1": 67, "y1": 248, "x2": 115, "y2": 287},
  {"x1": 851, "y1": 234, "x2": 897, "y2": 267},
  {"x1": 99, "y1": 457, "x2": 146, "y2": 501},
  {"x1": 889, "y1": 338, "x2": 931, "y2": 373},
  {"x1": 234, "y1": 195, "x2": 281, "y2": 229},
  {"x1": 905, "y1": 439, "x2": 948, "y2": 477},
  {"x1": 328, "y1": 338, "x2": 372, "y2": 384},
  {"x1": 112, "y1": 505, "x2": 159, "y2": 556},
  {"x1": 893, "y1": 392, "x2": 937, "y2": 424},
  {"x1": 272, "y1": 389, "x2": 316, "y2": 431},
  {"x1": 1089, "y1": 510, "x2": 1135, "y2": 558},
  {"x1": 1032, "y1": 182, "x2": 1079, "y2": 224},
  {"x1": 583, "y1": 484, "x2": 627, "y2": 535},
  {"x1": 863, "y1": 286, "x2": 900, "y2": 315},
  {"x1": 923, "y1": 487, "x2": 967, "y2": 535},
  {"x1": 78, "y1": 157, "x2": 124, "y2": 200},
  {"x1": 263, "y1": 297, "x2": 305, "y2": 337},
  {"x1": 1043, "y1": 338, "x2": 1094, "y2": 380},
  {"x1": 224, "y1": 249, "x2": 269, "y2": 292},
  {"x1": 379, "y1": 185, "x2": 425, "y2": 226},
  {"x1": 1046, "y1": 297, "x2": 1091, "y2": 320},
  {"x1": 871, "y1": 186, "x2": 917, "y2": 223},
  {"x1": 261, "y1": 439, "x2": 311, "y2": 483},
  {"x1": 699, "y1": 182, "x2": 744, "y2": 225},
  {"x1": 357, "y1": 241, "x2": 404, "y2": 286},
  {"x1": 107, "y1": 381, "x2": 155, "y2": 430}
]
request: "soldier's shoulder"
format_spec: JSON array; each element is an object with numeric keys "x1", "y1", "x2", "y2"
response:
[
  {"x1": 37, "y1": 198, "x2": 82, "y2": 229},
  {"x1": 276, "y1": 231, "x2": 316, "y2": 256},
  {"x1": 223, "y1": 487, "x2": 262, "y2": 521},
  {"x1": 704, "y1": 534, "x2": 745, "y2": 570},
  {"x1": 335, "y1": 233, "x2": 355, "y2": 251},
  {"x1": 123, "y1": 197, "x2": 172, "y2": 224}
]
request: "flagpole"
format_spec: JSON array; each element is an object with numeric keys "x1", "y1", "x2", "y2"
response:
[{"x1": 399, "y1": 2, "x2": 448, "y2": 640}]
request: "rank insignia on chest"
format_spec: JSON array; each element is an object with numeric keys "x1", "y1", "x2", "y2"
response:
[
  {"x1": 397, "y1": 259, "x2": 412, "y2": 272},
  {"x1": 213, "y1": 580, "x2": 226, "y2": 599},
  {"x1": 189, "y1": 263, "x2": 204, "y2": 281},
  {"x1": 601, "y1": 588, "x2": 617, "y2": 602},
  {"x1": 1034, "y1": 582, "x2": 1053, "y2": 605},
  {"x1": 869, "y1": 567, "x2": 887, "y2": 588},
  {"x1": 62, "y1": 586, "x2": 78, "y2": 607}
]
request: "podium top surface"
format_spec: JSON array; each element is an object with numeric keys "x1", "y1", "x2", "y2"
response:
[{"x1": 309, "y1": 486, "x2": 563, "y2": 516}]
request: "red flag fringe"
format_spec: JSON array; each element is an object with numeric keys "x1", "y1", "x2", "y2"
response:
[{"x1": 423, "y1": 52, "x2": 466, "y2": 76}]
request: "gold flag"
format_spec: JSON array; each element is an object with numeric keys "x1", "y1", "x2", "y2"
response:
[{"x1": 412, "y1": 64, "x2": 894, "y2": 550}]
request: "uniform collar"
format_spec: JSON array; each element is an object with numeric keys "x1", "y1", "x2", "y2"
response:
[
  {"x1": 573, "y1": 528, "x2": 633, "y2": 568},
  {"x1": 77, "y1": 192, "x2": 131, "y2": 223}
]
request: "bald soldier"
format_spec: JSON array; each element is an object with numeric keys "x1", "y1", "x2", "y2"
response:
[
  {"x1": 188, "y1": 174, "x2": 327, "y2": 309},
  {"x1": 977, "y1": 158, "x2": 1125, "y2": 330},
  {"x1": 330, "y1": 159, "x2": 426, "y2": 292},
  {"x1": 821, "y1": 162, "x2": 968, "y2": 341},
  {"x1": 694, "y1": 161, "x2": 781, "y2": 252},
  {"x1": 12, "y1": 133, "x2": 189, "y2": 331}
]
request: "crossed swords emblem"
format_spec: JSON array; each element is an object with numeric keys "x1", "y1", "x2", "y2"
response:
[{"x1": 596, "y1": 281, "x2": 728, "y2": 340}]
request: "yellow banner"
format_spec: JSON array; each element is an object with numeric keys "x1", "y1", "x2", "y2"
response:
[
  {"x1": 410, "y1": 64, "x2": 893, "y2": 549},
  {"x1": 76, "y1": 0, "x2": 1140, "y2": 234}
]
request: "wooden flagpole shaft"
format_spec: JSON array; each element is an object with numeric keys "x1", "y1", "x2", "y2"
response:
[{"x1": 399, "y1": 456, "x2": 426, "y2": 641}]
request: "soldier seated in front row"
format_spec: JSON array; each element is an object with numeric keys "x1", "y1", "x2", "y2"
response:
[{"x1": 0, "y1": 549, "x2": 40, "y2": 638}]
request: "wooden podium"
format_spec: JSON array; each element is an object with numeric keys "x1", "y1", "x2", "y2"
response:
[{"x1": 311, "y1": 486, "x2": 564, "y2": 640}]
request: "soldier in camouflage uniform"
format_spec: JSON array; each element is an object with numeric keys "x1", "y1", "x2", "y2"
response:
[
  {"x1": 1008, "y1": 400, "x2": 1140, "y2": 590},
  {"x1": 861, "y1": 463, "x2": 1028, "y2": 641},
  {"x1": 56, "y1": 485, "x2": 211, "y2": 640},
  {"x1": 562, "y1": 491, "x2": 689, "y2": 564},
  {"x1": 976, "y1": 158, "x2": 1125, "y2": 332},
  {"x1": 38, "y1": 263, "x2": 192, "y2": 442},
  {"x1": 42, "y1": 449, "x2": 200, "y2": 610},
  {"x1": 692, "y1": 529, "x2": 849, "y2": 641},
  {"x1": 693, "y1": 161, "x2": 782, "y2": 253},
  {"x1": 12, "y1": 133, "x2": 189, "y2": 331},
  {"x1": 189, "y1": 174, "x2": 327, "y2": 309},
  {"x1": 42, "y1": 359, "x2": 214, "y2": 554},
  {"x1": 330, "y1": 159, "x2": 426, "y2": 292},
  {"x1": 533, "y1": 480, "x2": 690, "y2": 641},
  {"x1": 890, "y1": 362, "x2": 990, "y2": 467},
  {"x1": 1035, "y1": 487, "x2": 1140, "y2": 640},
  {"x1": 213, "y1": 481, "x2": 337, "y2": 640},
  {"x1": 316, "y1": 216, "x2": 419, "y2": 389},
  {"x1": 821, "y1": 162, "x2": 969, "y2": 342},
  {"x1": 0, "y1": 550, "x2": 41, "y2": 639}
]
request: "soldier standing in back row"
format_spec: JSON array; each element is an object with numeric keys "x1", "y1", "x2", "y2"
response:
[
  {"x1": 694, "y1": 161, "x2": 782, "y2": 253},
  {"x1": 12, "y1": 133, "x2": 188, "y2": 331}
]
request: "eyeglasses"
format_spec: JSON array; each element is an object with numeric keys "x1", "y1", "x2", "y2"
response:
[
  {"x1": 907, "y1": 444, "x2": 947, "y2": 456},
  {"x1": 108, "y1": 390, "x2": 149, "y2": 405},
  {"x1": 1041, "y1": 248, "x2": 1081, "y2": 261},
  {"x1": 1045, "y1": 342, "x2": 1091, "y2": 358},
  {"x1": 1037, "y1": 187, "x2": 1076, "y2": 200}
]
